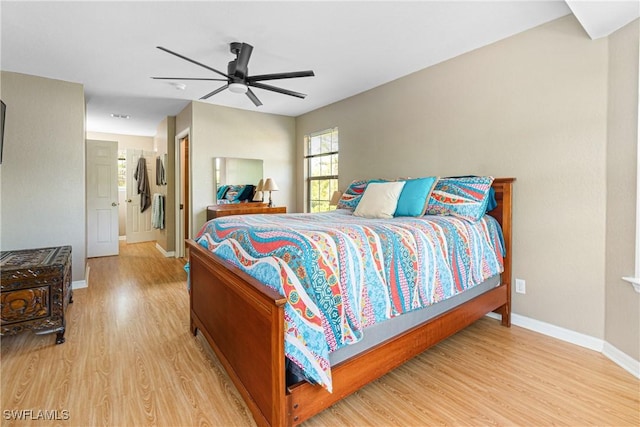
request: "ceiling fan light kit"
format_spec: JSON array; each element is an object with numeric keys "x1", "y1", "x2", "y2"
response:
[
  {"x1": 152, "y1": 42, "x2": 314, "y2": 106},
  {"x1": 228, "y1": 82, "x2": 248, "y2": 94}
]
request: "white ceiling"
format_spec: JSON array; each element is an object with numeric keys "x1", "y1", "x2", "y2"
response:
[{"x1": 1, "y1": 1, "x2": 637, "y2": 137}]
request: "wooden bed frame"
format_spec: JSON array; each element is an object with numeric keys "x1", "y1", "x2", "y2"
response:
[{"x1": 186, "y1": 177, "x2": 514, "y2": 427}]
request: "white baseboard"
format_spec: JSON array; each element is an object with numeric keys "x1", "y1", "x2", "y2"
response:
[
  {"x1": 511, "y1": 313, "x2": 603, "y2": 352},
  {"x1": 603, "y1": 342, "x2": 640, "y2": 378},
  {"x1": 119, "y1": 236, "x2": 126, "y2": 241},
  {"x1": 487, "y1": 312, "x2": 639, "y2": 378},
  {"x1": 155, "y1": 243, "x2": 175, "y2": 258},
  {"x1": 72, "y1": 280, "x2": 87, "y2": 289},
  {"x1": 72, "y1": 264, "x2": 90, "y2": 289}
]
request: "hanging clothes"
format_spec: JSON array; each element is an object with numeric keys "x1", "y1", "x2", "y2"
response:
[
  {"x1": 134, "y1": 157, "x2": 151, "y2": 213},
  {"x1": 156, "y1": 156, "x2": 166, "y2": 185},
  {"x1": 152, "y1": 193, "x2": 165, "y2": 229}
]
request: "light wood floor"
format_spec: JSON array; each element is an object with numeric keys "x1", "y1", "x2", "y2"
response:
[{"x1": 1, "y1": 241, "x2": 638, "y2": 427}]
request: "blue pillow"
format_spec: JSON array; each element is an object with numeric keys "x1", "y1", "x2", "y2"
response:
[
  {"x1": 394, "y1": 177, "x2": 438, "y2": 217},
  {"x1": 217, "y1": 185, "x2": 230, "y2": 200}
]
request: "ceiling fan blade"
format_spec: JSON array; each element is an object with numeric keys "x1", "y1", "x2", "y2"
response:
[
  {"x1": 247, "y1": 70, "x2": 315, "y2": 82},
  {"x1": 234, "y1": 43, "x2": 253, "y2": 79},
  {"x1": 200, "y1": 84, "x2": 228, "y2": 100},
  {"x1": 249, "y1": 82, "x2": 307, "y2": 99},
  {"x1": 151, "y1": 77, "x2": 228, "y2": 81},
  {"x1": 246, "y1": 88, "x2": 262, "y2": 107},
  {"x1": 157, "y1": 46, "x2": 230, "y2": 79}
]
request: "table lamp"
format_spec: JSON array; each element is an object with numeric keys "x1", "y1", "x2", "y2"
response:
[{"x1": 262, "y1": 178, "x2": 279, "y2": 207}]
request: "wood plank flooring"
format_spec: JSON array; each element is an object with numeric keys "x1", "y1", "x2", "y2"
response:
[{"x1": 1, "y1": 241, "x2": 638, "y2": 427}]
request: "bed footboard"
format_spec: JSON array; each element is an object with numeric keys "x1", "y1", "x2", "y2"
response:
[{"x1": 188, "y1": 240, "x2": 288, "y2": 426}]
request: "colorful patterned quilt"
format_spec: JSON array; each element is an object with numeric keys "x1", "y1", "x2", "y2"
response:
[{"x1": 195, "y1": 210, "x2": 504, "y2": 392}]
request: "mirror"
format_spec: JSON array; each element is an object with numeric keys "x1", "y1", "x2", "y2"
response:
[{"x1": 214, "y1": 157, "x2": 264, "y2": 204}]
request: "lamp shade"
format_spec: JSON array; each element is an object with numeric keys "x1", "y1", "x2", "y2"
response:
[
  {"x1": 262, "y1": 178, "x2": 279, "y2": 192},
  {"x1": 252, "y1": 179, "x2": 264, "y2": 201},
  {"x1": 329, "y1": 190, "x2": 342, "y2": 206}
]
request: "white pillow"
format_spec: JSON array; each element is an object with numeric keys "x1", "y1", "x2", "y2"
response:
[{"x1": 353, "y1": 181, "x2": 406, "y2": 219}]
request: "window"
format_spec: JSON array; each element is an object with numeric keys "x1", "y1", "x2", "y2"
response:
[
  {"x1": 622, "y1": 66, "x2": 640, "y2": 292},
  {"x1": 305, "y1": 128, "x2": 338, "y2": 212}
]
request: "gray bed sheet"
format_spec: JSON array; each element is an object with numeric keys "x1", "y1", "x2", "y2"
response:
[{"x1": 329, "y1": 274, "x2": 501, "y2": 365}]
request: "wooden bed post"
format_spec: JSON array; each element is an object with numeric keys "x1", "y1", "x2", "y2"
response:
[{"x1": 489, "y1": 178, "x2": 514, "y2": 327}]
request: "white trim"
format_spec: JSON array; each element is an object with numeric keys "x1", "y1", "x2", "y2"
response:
[
  {"x1": 73, "y1": 264, "x2": 91, "y2": 289},
  {"x1": 628, "y1": 38, "x2": 640, "y2": 291},
  {"x1": 510, "y1": 313, "x2": 603, "y2": 351},
  {"x1": 487, "y1": 312, "x2": 639, "y2": 378},
  {"x1": 636, "y1": 39, "x2": 640, "y2": 278},
  {"x1": 119, "y1": 235, "x2": 126, "y2": 241},
  {"x1": 155, "y1": 242, "x2": 175, "y2": 258},
  {"x1": 622, "y1": 276, "x2": 640, "y2": 293},
  {"x1": 603, "y1": 342, "x2": 640, "y2": 378},
  {"x1": 486, "y1": 312, "x2": 602, "y2": 351},
  {"x1": 72, "y1": 280, "x2": 87, "y2": 290}
]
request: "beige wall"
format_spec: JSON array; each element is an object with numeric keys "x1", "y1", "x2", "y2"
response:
[
  {"x1": 176, "y1": 101, "x2": 296, "y2": 236},
  {"x1": 297, "y1": 15, "x2": 612, "y2": 339},
  {"x1": 86, "y1": 132, "x2": 153, "y2": 151},
  {"x1": 605, "y1": 20, "x2": 639, "y2": 360},
  {"x1": 0, "y1": 71, "x2": 86, "y2": 282},
  {"x1": 152, "y1": 116, "x2": 176, "y2": 252}
]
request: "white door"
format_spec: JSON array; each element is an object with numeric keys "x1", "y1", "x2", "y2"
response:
[
  {"x1": 87, "y1": 140, "x2": 119, "y2": 257},
  {"x1": 126, "y1": 149, "x2": 156, "y2": 243}
]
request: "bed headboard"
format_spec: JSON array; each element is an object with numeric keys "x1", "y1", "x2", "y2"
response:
[{"x1": 487, "y1": 177, "x2": 515, "y2": 294}]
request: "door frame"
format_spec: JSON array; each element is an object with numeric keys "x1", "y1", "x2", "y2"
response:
[{"x1": 175, "y1": 128, "x2": 191, "y2": 258}]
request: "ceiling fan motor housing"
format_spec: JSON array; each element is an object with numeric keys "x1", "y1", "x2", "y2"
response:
[{"x1": 228, "y1": 60, "x2": 242, "y2": 81}]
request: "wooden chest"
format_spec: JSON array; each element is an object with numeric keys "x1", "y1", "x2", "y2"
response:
[{"x1": 1, "y1": 246, "x2": 73, "y2": 344}]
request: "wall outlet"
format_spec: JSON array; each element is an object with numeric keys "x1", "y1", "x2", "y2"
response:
[{"x1": 515, "y1": 278, "x2": 526, "y2": 294}]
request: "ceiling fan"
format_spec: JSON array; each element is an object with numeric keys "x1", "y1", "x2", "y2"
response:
[{"x1": 152, "y1": 42, "x2": 315, "y2": 107}]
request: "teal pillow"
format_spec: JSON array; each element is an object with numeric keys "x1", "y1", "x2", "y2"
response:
[{"x1": 394, "y1": 177, "x2": 438, "y2": 217}]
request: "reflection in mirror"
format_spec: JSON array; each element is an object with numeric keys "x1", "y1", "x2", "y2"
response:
[{"x1": 214, "y1": 157, "x2": 264, "y2": 204}]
